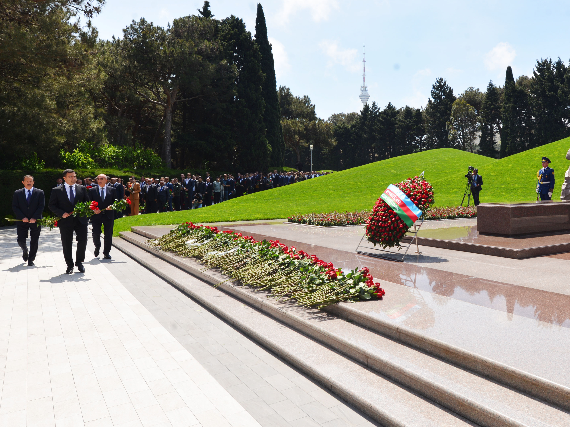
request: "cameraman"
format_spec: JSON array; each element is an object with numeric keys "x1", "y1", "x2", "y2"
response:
[{"x1": 471, "y1": 168, "x2": 483, "y2": 206}]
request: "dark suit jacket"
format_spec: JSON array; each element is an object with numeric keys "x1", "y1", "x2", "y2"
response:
[
  {"x1": 114, "y1": 182, "x2": 125, "y2": 200},
  {"x1": 146, "y1": 184, "x2": 158, "y2": 201},
  {"x1": 48, "y1": 184, "x2": 90, "y2": 227},
  {"x1": 12, "y1": 188, "x2": 45, "y2": 220},
  {"x1": 88, "y1": 186, "x2": 117, "y2": 220},
  {"x1": 472, "y1": 174, "x2": 483, "y2": 189}
]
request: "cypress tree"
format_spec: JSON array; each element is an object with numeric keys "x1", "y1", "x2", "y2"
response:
[
  {"x1": 255, "y1": 3, "x2": 284, "y2": 167},
  {"x1": 424, "y1": 78, "x2": 456, "y2": 149},
  {"x1": 220, "y1": 16, "x2": 270, "y2": 172},
  {"x1": 500, "y1": 67, "x2": 516, "y2": 157},
  {"x1": 380, "y1": 102, "x2": 398, "y2": 158},
  {"x1": 479, "y1": 81, "x2": 501, "y2": 157}
]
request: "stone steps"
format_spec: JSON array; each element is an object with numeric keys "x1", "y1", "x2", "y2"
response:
[{"x1": 114, "y1": 229, "x2": 570, "y2": 427}]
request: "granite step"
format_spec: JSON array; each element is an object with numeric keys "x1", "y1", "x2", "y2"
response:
[
  {"x1": 115, "y1": 230, "x2": 570, "y2": 427},
  {"x1": 113, "y1": 234, "x2": 470, "y2": 427},
  {"x1": 128, "y1": 226, "x2": 570, "y2": 411}
]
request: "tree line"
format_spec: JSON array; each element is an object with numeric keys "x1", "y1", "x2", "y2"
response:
[{"x1": 2, "y1": 0, "x2": 570, "y2": 173}]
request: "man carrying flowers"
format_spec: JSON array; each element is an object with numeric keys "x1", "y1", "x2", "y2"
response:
[
  {"x1": 48, "y1": 169, "x2": 90, "y2": 274},
  {"x1": 89, "y1": 174, "x2": 118, "y2": 260}
]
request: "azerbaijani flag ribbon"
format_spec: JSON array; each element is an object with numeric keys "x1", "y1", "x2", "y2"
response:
[{"x1": 380, "y1": 184, "x2": 423, "y2": 227}]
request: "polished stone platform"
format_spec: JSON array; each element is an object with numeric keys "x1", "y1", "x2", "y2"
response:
[
  {"x1": 477, "y1": 202, "x2": 570, "y2": 235},
  {"x1": 408, "y1": 225, "x2": 570, "y2": 259}
]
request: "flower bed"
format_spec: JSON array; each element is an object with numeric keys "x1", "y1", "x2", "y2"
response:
[
  {"x1": 151, "y1": 222, "x2": 385, "y2": 308},
  {"x1": 288, "y1": 211, "x2": 370, "y2": 226},
  {"x1": 288, "y1": 206, "x2": 477, "y2": 227},
  {"x1": 422, "y1": 206, "x2": 477, "y2": 220}
]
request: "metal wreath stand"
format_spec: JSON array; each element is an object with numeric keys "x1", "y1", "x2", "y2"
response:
[{"x1": 356, "y1": 218, "x2": 424, "y2": 262}]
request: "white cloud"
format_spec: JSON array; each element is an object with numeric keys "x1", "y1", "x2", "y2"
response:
[
  {"x1": 484, "y1": 42, "x2": 516, "y2": 71},
  {"x1": 319, "y1": 40, "x2": 361, "y2": 73},
  {"x1": 402, "y1": 68, "x2": 432, "y2": 108},
  {"x1": 268, "y1": 37, "x2": 291, "y2": 80},
  {"x1": 278, "y1": 0, "x2": 340, "y2": 23}
]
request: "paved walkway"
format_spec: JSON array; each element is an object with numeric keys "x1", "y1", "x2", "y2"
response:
[{"x1": 0, "y1": 227, "x2": 377, "y2": 427}]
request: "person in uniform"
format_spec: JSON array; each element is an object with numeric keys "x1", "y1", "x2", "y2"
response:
[
  {"x1": 537, "y1": 157, "x2": 555, "y2": 201},
  {"x1": 12, "y1": 175, "x2": 45, "y2": 266},
  {"x1": 471, "y1": 168, "x2": 483, "y2": 206}
]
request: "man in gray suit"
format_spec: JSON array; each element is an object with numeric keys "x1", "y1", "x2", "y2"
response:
[{"x1": 12, "y1": 175, "x2": 45, "y2": 266}]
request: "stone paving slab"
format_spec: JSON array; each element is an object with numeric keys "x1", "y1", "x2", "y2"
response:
[
  {"x1": 0, "y1": 228, "x2": 263, "y2": 427},
  {"x1": 0, "y1": 226, "x2": 379, "y2": 427}
]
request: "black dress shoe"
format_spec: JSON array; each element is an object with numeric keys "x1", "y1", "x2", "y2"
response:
[
  {"x1": 76, "y1": 263, "x2": 85, "y2": 273},
  {"x1": 22, "y1": 248, "x2": 28, "y2": 262},
  {"x1": 94, "y1": 247, "x2": 100, "y2": 257},
  {"x1": 103, "y1": 254, "x2": 112, "y2": 260},
  {"x1": 28, "y1": 261, "x2": 35, "y2": 267},
  {"x1": 65, "y1": 266, "x2": 73, "y2": 274}
]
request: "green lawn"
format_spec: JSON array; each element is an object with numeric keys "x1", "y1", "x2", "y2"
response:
[{"x1": 114, "y1": 137, "x2": 570, "y2": 235}]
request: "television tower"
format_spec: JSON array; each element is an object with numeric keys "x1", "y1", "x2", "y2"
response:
[{"x1": 359, "y1": 46, "x2": 370, "y2": 105}]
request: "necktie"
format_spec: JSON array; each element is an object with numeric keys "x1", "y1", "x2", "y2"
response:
[
  {"x1": 101, "y1": 188, "x2": 104, "y2": 199},
  {"x1": 68, "y1": 185, "x2": 74, "y2": 204},
  {"x1": 26, "y1": 190, "x2": 31, "y2": 204}
]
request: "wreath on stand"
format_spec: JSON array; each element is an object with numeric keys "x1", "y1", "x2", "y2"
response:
[{"x1": 365, "y1": 176, "x2": 434, "y2": 249}]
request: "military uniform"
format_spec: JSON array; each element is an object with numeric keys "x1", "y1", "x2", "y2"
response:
[{"x1": 537, "y1": 157, "x2": 555, "y2": 201}]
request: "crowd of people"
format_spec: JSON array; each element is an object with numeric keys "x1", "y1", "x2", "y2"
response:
[{"x1": 55, "y1": 170, "x2": 330, "y2": 215}]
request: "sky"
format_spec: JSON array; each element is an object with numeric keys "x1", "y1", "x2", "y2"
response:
[{"x1": 90, "y1": 0, "x2": 570, "y2": 120}]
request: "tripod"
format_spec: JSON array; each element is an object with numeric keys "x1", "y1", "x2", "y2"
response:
[{"x1": 460, "y1": 180, "x2": 472, "y2": 207}]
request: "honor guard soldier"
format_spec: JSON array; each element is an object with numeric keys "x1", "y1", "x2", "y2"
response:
[{"x1": 537, "y1": 157, "x2": 555, "y2": 201}]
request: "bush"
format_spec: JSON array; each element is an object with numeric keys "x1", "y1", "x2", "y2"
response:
[{"x1": 60, "y1": 149, "x2": 97, "y2": 169}]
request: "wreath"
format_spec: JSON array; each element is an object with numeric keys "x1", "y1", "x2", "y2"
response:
[{"x1": 366, "y1": 176, "x2": 434, "y2": 248}]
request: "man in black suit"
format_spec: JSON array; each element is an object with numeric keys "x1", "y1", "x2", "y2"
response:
[
  {"x1": 145, "y1": 178, "x2": 158, "y2": 213},
  {"x1": 48, "y1": 169, "x2": 89, "y2": 274},
  {"x1": 111, "y1": 177, "x2": 125, "y2": 218},
  {"x1": 471, "y1": 168, "x2": 483, "y2": 206},
  {"x1": 89, "y1": 174, "x2": 117, "y2": 259},
  {"x1": 12, "y1": 175, "x2": 45, "y2": 266}
]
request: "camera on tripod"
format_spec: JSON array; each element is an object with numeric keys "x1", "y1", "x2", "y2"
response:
[
  {"x1": 461, "y1": 166, "x2": 476, "y2": 206},
  {"x1": 464, "y1": 166, "x2": 475, "y2": 183}
]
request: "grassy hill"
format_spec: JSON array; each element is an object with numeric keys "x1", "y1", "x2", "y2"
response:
[{"x1": 114, "y1": 137, "x2": 570, "y2": 235}]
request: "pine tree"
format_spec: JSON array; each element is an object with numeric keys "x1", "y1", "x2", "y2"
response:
[
  {"x1": 531, "y1": 58, "x2": 566, "y2": 145},
  {"x1": 198, "y1": 1, "x2": 213, "y2": 18},
  {"x1": 479, "y1": 81, "x2": 501, "y2": 157},
  {"x1": 255, "y1": 3, "x2": 284, "y2": 167},
  {"x1": 424, "y1": 78, "x2": 456, "y2": 149}
]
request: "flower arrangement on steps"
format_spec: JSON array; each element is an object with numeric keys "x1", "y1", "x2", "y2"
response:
[
  {"x1": 151, "y1": 222, "x2": 385, "y2": 309},
  {"x1": 366, "y1": 176, "x2": 434, "y2": 249}
]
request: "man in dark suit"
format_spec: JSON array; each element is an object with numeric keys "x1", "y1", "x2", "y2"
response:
[
  {"x1": 12, "y1": 175, "x2": 45, "y2": 266},
  {"x1": 111, "y1": 177, "x2": 125, "y2": 218},
  {"x1": 145, "y1": 178, "x2": 158, "y2": 213},
  {"x1": 89, "y1": 174, "x2": 117, "y2": 259},
  {"x1": 471, "y1": 168, "x2": 483, "y2": 206},
  {"x1": 48, "y1": 169, "x2": 89, "y2": 274}
]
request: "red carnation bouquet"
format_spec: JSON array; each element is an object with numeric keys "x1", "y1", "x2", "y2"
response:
[
  {"x1": 366, "y1": 176, "x2": 434, "y2": 248},
  {"x1": 72, "y1": 201, "x2": 98, "y2": 218}
]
